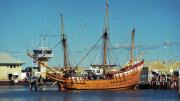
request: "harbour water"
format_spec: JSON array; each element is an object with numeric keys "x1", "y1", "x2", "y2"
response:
[{"x1": 0, "y1": 86, "x2": 179, "y2": 101}]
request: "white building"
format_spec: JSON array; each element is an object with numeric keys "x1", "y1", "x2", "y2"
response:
[{"x1": 0, "y1": 52, "x2": 25, "y2": 80}]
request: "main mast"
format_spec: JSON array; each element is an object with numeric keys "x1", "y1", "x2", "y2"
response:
[
  {"x1": 103, "y1": 0, "x2": 109, "y2": 66},
  {"x1": 61, "y1": 14, "x2": 69, "y2": 69}
]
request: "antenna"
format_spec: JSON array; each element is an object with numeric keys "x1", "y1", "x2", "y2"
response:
[
  {"x1": 41, "y1": 37, "x2": 44, "y2": 48},
  {"x1": 26, "y1": 41, "x2": 30, "y2": 55}
]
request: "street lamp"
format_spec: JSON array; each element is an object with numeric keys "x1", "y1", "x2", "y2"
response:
[
  {"x1": 178, "y1": 53, "x2": 180, "y2": 70},
  {"x1": 164, "y1": 46, "x2": 167, "y2": 82},
  {"x1": 174, "y1": 53, "x2": 180, "y2": 70}
]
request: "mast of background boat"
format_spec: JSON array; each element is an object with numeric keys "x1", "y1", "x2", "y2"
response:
[
  {"x1": 61, "y1": 14, "x2": 69, "y2": 69},
  {"x1": 130, "y1": 28, "x2": 135, "y2": 65},
  {"x1": 102, "y1": 0, "x2": 109, "y2": 75}
]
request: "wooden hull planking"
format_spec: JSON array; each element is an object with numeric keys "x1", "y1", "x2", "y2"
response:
[{"x1": 53, "y1": 61, "x2": 144, "y2": 90}]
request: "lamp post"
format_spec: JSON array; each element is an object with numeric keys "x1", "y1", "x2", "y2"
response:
[
  {"x1": 175, "y1": 53, "x2": 180, "y2": 70},
  {"x1": 178, "y1": 53, "x2": 180, "y2": 70},
  {"x1": 178, "y1": 53, "x2": 180, "y2": 94},
  {"x1": 164, "y1": 46, "x2": 167, "y2": 82},
  {"x1": 170, "y1": 55, "x2": 173, "y2": 76}
]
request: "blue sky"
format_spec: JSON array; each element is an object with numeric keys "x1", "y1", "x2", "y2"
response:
[{"x1": 0, "y1": 0, "x2": 180, "y2": 68}]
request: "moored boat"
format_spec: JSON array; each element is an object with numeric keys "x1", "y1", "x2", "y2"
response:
[{"x1": 28, "y1": 0, "x2": 144, "y2": 90}]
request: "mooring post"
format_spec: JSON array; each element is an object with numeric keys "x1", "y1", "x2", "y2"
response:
[
  {"x1": 59, "y1": 84, "x2": 65, "y2": 91},
  {"x1": 179, "y1": 79, "x2": 180, "y2": 94},
  {"x1": 178, "y1": 70, "x2": 180, "y2": 94}
]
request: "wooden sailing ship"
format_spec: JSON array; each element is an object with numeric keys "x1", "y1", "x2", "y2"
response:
[{"x1": 28, "y1": 0, "x2": 144, "y2": 90}]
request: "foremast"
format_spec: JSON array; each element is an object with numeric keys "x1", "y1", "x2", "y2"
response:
[{"x1": 61, "y1": 14, "x2": 70, "y2": 69}]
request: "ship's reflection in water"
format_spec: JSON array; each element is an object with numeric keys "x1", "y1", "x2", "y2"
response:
[{"x1": 0, "y1": 86, "x2": 179, "y2": 101}]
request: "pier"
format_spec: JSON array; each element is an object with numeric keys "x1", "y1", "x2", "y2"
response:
[
  {"x1": 150, "y1": 81, "x2": 171, "y2": 89},
  {"x1": 138, "y1": 81, "x2": 178, "y2": 90}
]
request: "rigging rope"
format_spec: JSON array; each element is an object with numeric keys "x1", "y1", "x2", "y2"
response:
[
  {"x1": 47, "y1": 14, "x2": 61, "y2": 36},
  {"x1": 76, "y1": 36, "x2": 103, "y2": 67},
  {"x1": 91, "y1": 47, "x2": 101, "y2": 65},
  {"x1": 52, "y1": 40, "x2": 62, "y2": 49},
  {"x1": 115, "y1": 36, "x2": 130, "y2": 65},
  {"x1": 67, "y1": 44, "x2": 77, "y2": 67},
  {"x1": 108, "y1": 42, "x2": 117, "y2": 65}
]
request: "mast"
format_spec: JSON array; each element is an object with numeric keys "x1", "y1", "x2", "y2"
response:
[
  {"x1": 130, "y1": 28, "x2": 135, "y2": 65},
  {"x1": 101, "y1": 0, "x2": 109, "y2": 76},
  {"x1": 61, "y1": 14, "x2": 69, "y2": 69},
  {"x1": 103, "y1": 0, "x2": 109, "y2": 66},
  {"x1": 103, "y1": 29, "x2": 108, "y2": 65}
]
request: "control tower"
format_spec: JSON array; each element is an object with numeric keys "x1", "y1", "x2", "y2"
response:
[{"x1": 33, "y1": 47, "x2": 53, "y2": 79}]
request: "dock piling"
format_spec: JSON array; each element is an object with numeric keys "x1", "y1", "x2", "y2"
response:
[{"x1": 178, "y1": 76, "x2": 180, "y2": 94}]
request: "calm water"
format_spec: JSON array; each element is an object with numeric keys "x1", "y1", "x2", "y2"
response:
[{"x1": 0, "y1": 85, "x2": 179, "y2": 101}]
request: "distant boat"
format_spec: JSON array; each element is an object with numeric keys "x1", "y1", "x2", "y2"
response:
[{"x1": 28, "y1": 0, "x2": 144, "y2": 90}]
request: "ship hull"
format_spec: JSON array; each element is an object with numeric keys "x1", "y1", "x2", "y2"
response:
[{"x1": 48, "y1": 61, "x2": 144, "y2": 90}]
